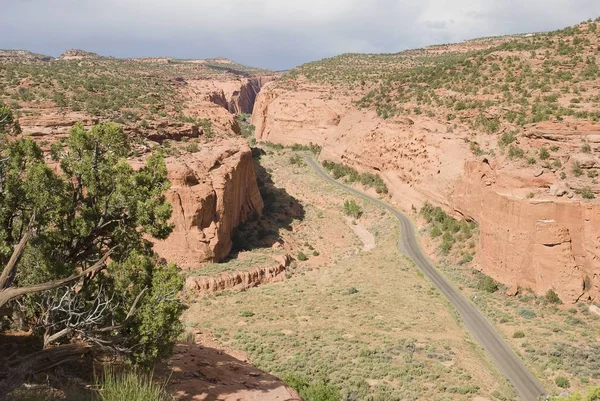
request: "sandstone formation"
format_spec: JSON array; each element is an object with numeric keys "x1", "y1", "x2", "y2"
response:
[
  {"x1": 185, "y1": 255, "x2": 290, "y2": 293},
  {"x1": 252, "y1": 80, "x2": 600, "y2": 303},
  {"x1": 58, "y1": 49, "x2": 100, "y2": 60},
  {"x1": 152, "y1": 139, "x2": 264, "y2": 268},
  {"x1": 8, "y1": 57, "x2": 272, "y2": 268},
  {"x1": 190, "y1": 76, "x2": 277, "y2": 116}
]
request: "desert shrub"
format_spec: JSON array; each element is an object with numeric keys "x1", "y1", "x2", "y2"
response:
[
  {"x1": 297, "y1": 251, "x2": 308, "y2": 261},
  {"x1": 343, "y1": 200, "x2": 362, "y2": 219},
  {"x1": 284, "y1": 374, "x2": 341, "y2": 401},
  {"x1": 184, "y1": 142, "x2": 199, "y2": 153},
  {"x1": 430, "y1": 226, "x2": 443, "y2": 238},
  {"x1": 508, "y1": 145, "x2": 525, "y2": 159},
  {"x1": 289, "y1": 154, "x2": 304, "y2": 165},
  {"x1": 573, "y1": 162, "x2": 583, "y2": 177},
  {"x1": 470, "y1": 142, "x2": 484, "y2": 156},
  {"x1": 556, "y1": 376, "x2": 571, "y2": 389},
  {"x1": 322, "y1": 160, "x2": 388, "y2": 194},
  {"x1": 539, "y1": 147, "x2": 550, "y2": 160},
  {"x1": 588, "y1": 170, "x2": 598, "y2": 178},
  {"x1": 240, "y1": 310, "x2": 255, "y2": 317},
  {"x1": 513, "y1": 331, "x2": 525, "y2": 338},
  {"x1": 95, "y1": 368, "x2": 172, "y2": 401},
  {"x1": 546, "y1": 289, "x2": 562, "y2": 304},
  {"x1": 263, "y1": 141, "x2": 285, "y2": 150},
  {"x1": 582, "y1": 142, "x2": 592, "y2": 153},
  {"x1": 290, "y1": 142, "x2": 322, "y2": 155},
  {"x1": 581, "y1": 187, "x2": 596, "y2": 199},
  {"x1": 498, "y1": 130, "x2": 517, "y2": 148},
  {"x1": 477, "y1": 275, "x2": 499, "y2": 293},
  {"x1": 519, "y1": 309, "x2": 537, "y2": 319}
]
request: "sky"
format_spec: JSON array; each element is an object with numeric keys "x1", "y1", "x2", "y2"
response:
[{"x1": 2, "y1": 0, "x2": 600, "y2": 70}]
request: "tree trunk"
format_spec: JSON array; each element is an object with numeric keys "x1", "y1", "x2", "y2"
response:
[{"x1": 0, "y1": 343, "x2": 93, "y2": 398}]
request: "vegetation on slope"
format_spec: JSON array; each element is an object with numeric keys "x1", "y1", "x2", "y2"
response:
[{"x1": 0, "y1": 104, "x2": 184, "y2": 396}]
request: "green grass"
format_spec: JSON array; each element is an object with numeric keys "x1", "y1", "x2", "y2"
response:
[{"x1": 95, "y1": 368, "x2": 172, "y2": 401}]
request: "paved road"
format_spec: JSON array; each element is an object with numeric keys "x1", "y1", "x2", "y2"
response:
[{"x1": 305, "y1": 157, "x2": 547, "y2": 401}]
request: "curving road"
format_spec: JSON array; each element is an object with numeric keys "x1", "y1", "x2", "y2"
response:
[{"x1": 305, "y1": 157, "x2": 546, "y2": 401}]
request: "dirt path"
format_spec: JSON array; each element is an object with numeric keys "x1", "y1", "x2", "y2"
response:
[{"x1": 344, "y1": 217, "x2": 375, "y2": 251}]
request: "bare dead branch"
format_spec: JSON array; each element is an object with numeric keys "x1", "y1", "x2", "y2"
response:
[{"x1": 0, "y1": 251, "x2": 111, "y2": 310}]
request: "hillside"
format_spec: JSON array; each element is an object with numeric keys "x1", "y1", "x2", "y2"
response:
[
  {"x1": 252, "y1": 18, "x2": 600, "y2": 304},
  {"x1": 0, "y1": 51, "x2": 278, "y2": 268}
]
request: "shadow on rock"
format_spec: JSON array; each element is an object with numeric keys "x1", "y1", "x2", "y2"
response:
[
  {"x1": 157, "y1": 342, "x2": 301, "y2": 401},
  {"x1": 228, "y1": 148, "x2": 305, "y2": 257}
]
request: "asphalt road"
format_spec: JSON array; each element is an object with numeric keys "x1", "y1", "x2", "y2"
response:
[{"x1": 305, "y1": 157, "x2": 547, "y2": 401}]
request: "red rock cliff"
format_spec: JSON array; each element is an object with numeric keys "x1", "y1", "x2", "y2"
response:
[{"x1": 152, "y1": 138, "x2": 264, "y2": 269}]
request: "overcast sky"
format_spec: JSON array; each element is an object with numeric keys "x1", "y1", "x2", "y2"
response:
[{"x1": 2, "y1": 0, "x2": 600, "y2": 70}]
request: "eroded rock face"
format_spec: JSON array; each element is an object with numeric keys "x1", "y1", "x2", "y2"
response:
[
  {"x1": 185, "y1": 255, "x2": 290, "y2": 293},
  {"x1": 198, "y1": 76, "x2": 278, "y2": 116},
  {"x1": 252, "y1": 81, "x2": 600, "y2": 303},
  {"x1": 453, "y1": 161, "x2": 600, "y2": 303},
  {"x1": 152, "y1": 139, "x2": 264, "y2": 268}
]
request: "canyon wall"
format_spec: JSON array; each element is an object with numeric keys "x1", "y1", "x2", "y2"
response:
[
  {"x1": 453, "y1": 161, "x2": 600, "y2": 303},
  {"x1": 18, "y1": 78, "x2": 266, "y2": 269},
  {"x1": 252, "y1": 82, "x2": 600, "y2": 303},
  {"x1": 153, "y1": 138, "x2": 264, "y2": 268}
]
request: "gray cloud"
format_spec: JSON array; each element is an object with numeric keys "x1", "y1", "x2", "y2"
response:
[{"x1": 2, "y1": 0, "x2": 600, "y2": 70}]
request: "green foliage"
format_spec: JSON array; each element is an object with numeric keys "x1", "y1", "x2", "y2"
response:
[
  {"x1": 0, "y1": 116, "x2": 183, "y2": 367},
  {"x1": 513, "y1": 331, "x2": 525, "y2": 338},
  {"x1": 0, "y1": 101, "x2": 21, "y2": 135},
  {"x1": 297, "y1": 251, "x2": 308, "y2": 261},
  {"x1": 498, "y1": 131, "x2": 517, "y2": 148},
  {"x1": 477, "y1": 275, "x2": 499, "y2": 293},
  {"x1": 322, "y1": 160, "x2": 388, "y2": 194},
  {"x1": 539, "y1": 147, "x2": 550, "y2": 160},
  {"x1": 237, "y1": 113, "x2": 255, "y2": 138},
  {"x1": 552, "y1": 386, "x2": 600, "y2": 401},
  {"x1": 469, "y1": 141, "x2": 484, "y2": 156},
  {"x1": 546, "y1": 289, "x2": 562, "y2": 304},
  {"x1": 420, "y1": 202, "x2": 477, "y2": 255},
  {"x1": 284, "y1": 374, "x2": 341, "y2": 401},
  {"x1": 556, "y1": 376, "x2": 571, "y2": 389},
  {"x1": 289, "y1": 142, "x2": 322, "y2": 155},
  {"x1": 573, "y1": 162, "x2": 583, "y2": 177},
  {"x1": 289, "y1": 154, "x2": 304, "y2": 165},
  {"x1": 519, "y1": 309, "x2": 537, "y2": 319},
  {"x1": 581, "y1": 187, "x2": 596, "y2": 199},
  {"x1": 343, "y1": 200, "x2": 362, "y2": 219},
  {"x1": 508, "y1": 145, "x2": 525, "y2": 159},
  {"x1": 184, "y1": 141, "x2": 199, "y2": 153},
  {"x1": 95, "y1": 368, "x2": 172, "y2": 401}
]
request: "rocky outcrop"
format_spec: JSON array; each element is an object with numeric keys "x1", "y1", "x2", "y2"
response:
[
  {"x1": 152, "y1": 138, "x2": 264, "y2": 268},
  {"x1": 59, "y1": 49, "x2": 100, "y2": 60},
  {"x1": 453, "y1": 161, "x2": 600, "y2": 303},
  {"x1": 252, "y1": 82, "x2": 600, "y2": 303},
  {"x1": 203, "y1": 76, "x2": 278, "y2": 115},
  {"x1": 185, "y1": 255, "x2": 291, "y2": 293},
  {"x1": 0, "y1": 50, "x2": 52, "y2": 63}
]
